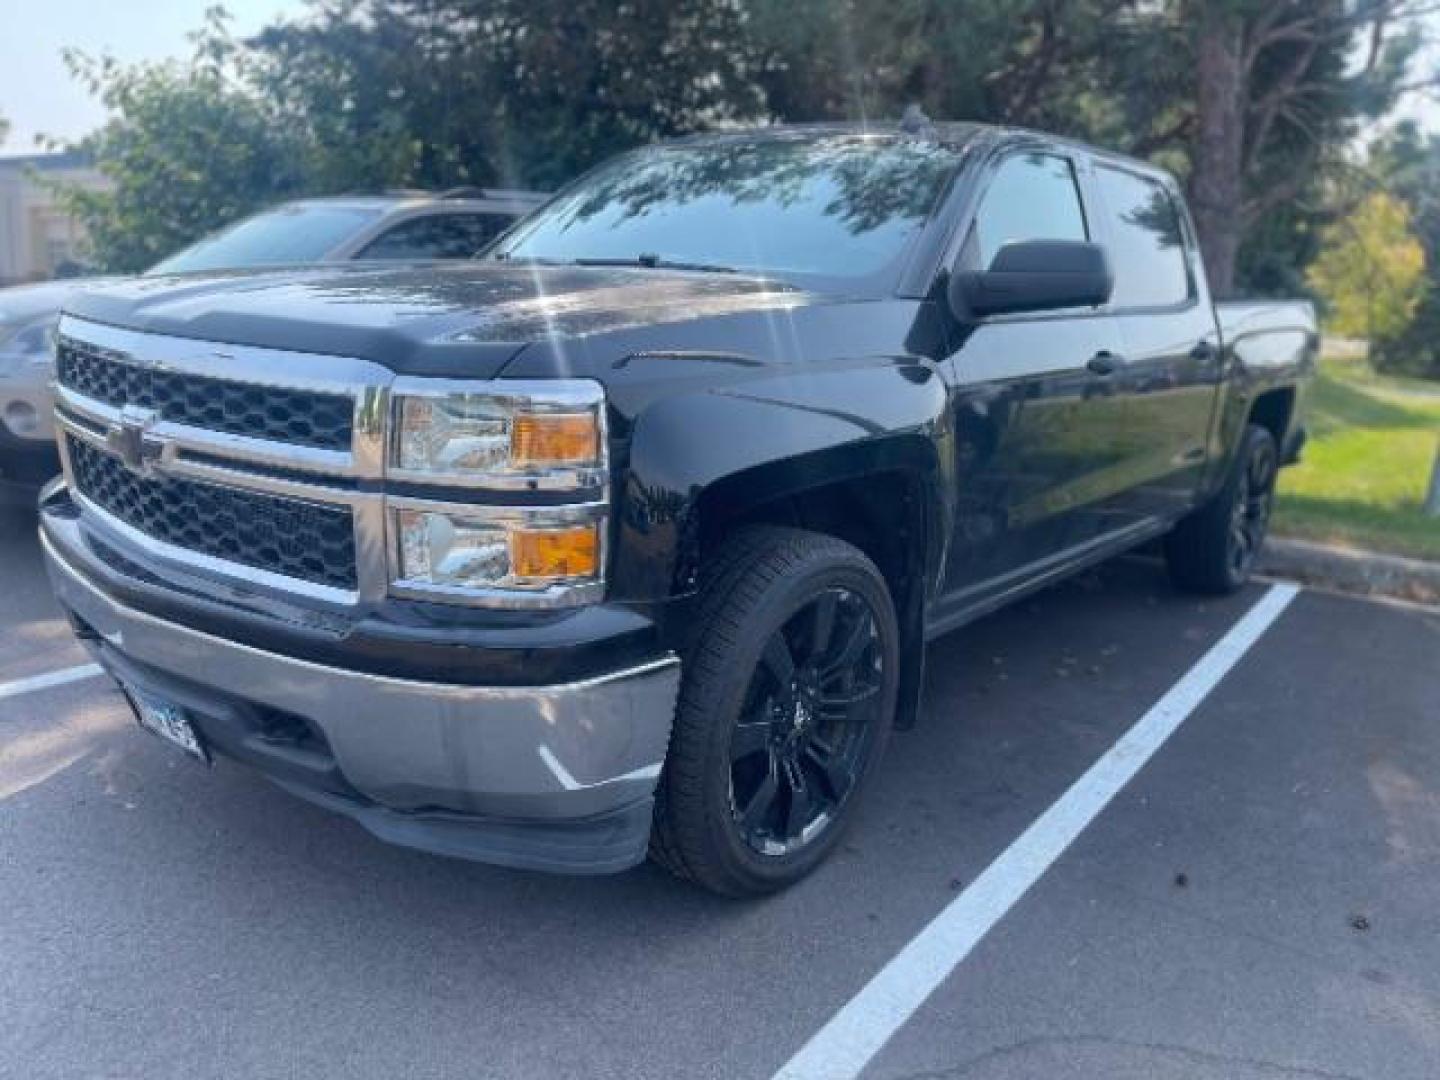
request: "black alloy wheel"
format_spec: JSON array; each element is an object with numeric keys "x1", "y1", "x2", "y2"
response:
[
  {"x1": 1227, "y1": 433, "x2": 1277, "y2": 580},
  {"x1": 728, "y1": 587, "x2": 884, "y2": 856},
  {"x1": 649, "y1": 527, "x2": 900, "y2": 897},
  {"x1": 1165, "y1": 423, "x2": 1281, "y2": 595}
]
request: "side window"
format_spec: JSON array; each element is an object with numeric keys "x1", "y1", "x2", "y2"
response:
[
  {"x1": 1095, "y1": 167, "x2": 1191, "y2": 308},
  {"x1": 972, "y1": 153, "x2": 1088, "y2": 269},
  {"x1": 357, "y1": 213, "x2": 515, "y2": 260}
]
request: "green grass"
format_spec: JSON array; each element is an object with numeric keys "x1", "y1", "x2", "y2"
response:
[{"x1": 1273, "y1": 356, "x2": 1440, "y2": 562}]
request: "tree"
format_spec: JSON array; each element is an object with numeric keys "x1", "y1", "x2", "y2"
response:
[
  {"x1": 250, "y1": 0, "x2": 769, "y2": 192},
  {"x1": 0, "y1": 110, "x2": 9, "y2": 147},
  {"x1": 1125, "y1": 1, "x2": 1430, "y2": 298},
  {"x1": 1364, "y1": 122, "x2": 1440, "y2": 378},
  {"x1": 745, "y1": 1, "x2": 1432, "y2": 298},
  {"x1": 1306, "y1": 192, "x2": 1425, "y2": 345},
  {"x1": 45, "y1": 0, "x2": 1435, "y2": 298},
  {"x1": 746, "y1": 0, "x2": 1141, "y2": 144},
  {"x1": 50, "y1": 13, "x2": 316, "y2": 272}
]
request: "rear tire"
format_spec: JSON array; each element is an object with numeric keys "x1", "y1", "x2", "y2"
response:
[
  {"x1": 650, "y1": 527, "x2": 899, "y2": 897},
  {"x1": 1165, "y1": 423, "x2": 1278, "y2": 595}
]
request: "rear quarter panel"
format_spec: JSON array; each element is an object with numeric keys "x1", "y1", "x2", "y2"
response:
[{"x1": 1209, "y1": 300, "x2": 1318, "y2": 488}]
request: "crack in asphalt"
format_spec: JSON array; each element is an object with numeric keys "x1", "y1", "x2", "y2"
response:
[{"x1": 881, "y1": 1033, "x2": 1372, "y2": 1080}]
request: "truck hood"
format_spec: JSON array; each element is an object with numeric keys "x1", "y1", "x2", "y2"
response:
[
  {"x1": 63, "y1": 262, "x2": 819, "y2": 379},
  {"x1": 1, "y1": 277, "x2": 126, "y2": 329}
]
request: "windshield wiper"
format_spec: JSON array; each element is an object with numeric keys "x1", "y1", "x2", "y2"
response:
[
  {"x1": 573, "y1": 254, "x2": 738, "y2": 274},
  {"x1": 489, "y1": 252, "x2": 571, "y2": 265}
]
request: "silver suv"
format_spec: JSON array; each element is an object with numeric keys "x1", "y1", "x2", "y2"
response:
[{"x1": 0, "y1": 188, "x2": 546, "y2": 499}]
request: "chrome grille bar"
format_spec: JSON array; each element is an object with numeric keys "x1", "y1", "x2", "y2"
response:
[{"x1": 54, "y1": 315, "x2": 395, "y2": 609}]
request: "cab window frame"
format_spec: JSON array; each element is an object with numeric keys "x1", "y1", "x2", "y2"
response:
[
  {"x1": 940, "y1": 141, "x2": 1106, "y2": 325},
  {"x1": 963, "y1": 149, "x2": 1091, "y2": 274},
  {"x1": 1084, "y1": 157, "x2": 1199, "y2": 316}
]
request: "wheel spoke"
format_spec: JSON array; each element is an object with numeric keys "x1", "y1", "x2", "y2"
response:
[
  {"x1": 1231, "y1": 521, "x2": 1252, "y2": 571},
  {"x1": 1250, "y1": 449, "x2": 1274, "y2": 491},
  {"x1": 818, "y1": 681, "x2": 880, "y2": 713},
  {"x1": 761, "y1": 632, "x2": 796, "y2": 689},
  {"x1": 804, "y1": 742, "x2": 851, "y2": 801},
  {"x1": 740, "y1": 752, "x2": 781, "y2": 833},
  {"x1": 809, "y1": 591, "x2": 839, "y2": 663},
  {"x1": 730, "y1": 719, "x2": 772, "y2": 762},
  {"x1": 820, "y1": 611, "x2": 874, "y2": 680},
  {"x1": 782, "y1": 755, "x2": 813, "y2": 839}
]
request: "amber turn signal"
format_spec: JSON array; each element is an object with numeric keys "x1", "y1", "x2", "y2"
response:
[
  {"x1": 510, "y1": 413, "x2": 600, "y2": 467},
  {"x1": 509, "y1": 525, "x2": 599, "y2": 582}
]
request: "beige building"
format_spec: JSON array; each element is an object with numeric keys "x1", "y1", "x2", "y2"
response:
[{"x1": 0, "y1": 151, "x2": 110, "y2": 285}]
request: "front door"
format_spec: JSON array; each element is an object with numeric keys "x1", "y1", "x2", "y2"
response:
[{"x1": 935, "y1": 150, "x2": 1129, "y2": 622}]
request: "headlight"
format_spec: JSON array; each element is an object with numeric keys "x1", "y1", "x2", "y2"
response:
[
  {"x1": 392, "y1": 506, "x2": 603, "y2": 600},
  {"x1": 385, "y1": 379, "x2": 608, "y2": 606},
  {"x1": 390, "y1": 379, "x2": 605, "y2": 488}
]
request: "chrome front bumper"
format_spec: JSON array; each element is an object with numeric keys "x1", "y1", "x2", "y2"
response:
[{"x1": 43, "y1": 529, "x2": 681, "y2": 873}]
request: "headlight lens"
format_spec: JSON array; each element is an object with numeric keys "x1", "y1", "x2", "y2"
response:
[
  {"x1": 391, "y1": 381, "x2": 604, "y2": 484},
  {"x1": 396, "y1": 396, "x2": 509, "y2": 473},
  {"x1": 394, "y1": 509, "x2": 601, "y2": 594},
  {"x1": 387, "y1": 379, "x2": 607, "y2": 605}
]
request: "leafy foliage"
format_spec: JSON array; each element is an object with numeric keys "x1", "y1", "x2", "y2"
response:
[
  {"x1": 1306, "y1": 192, "x2": 1426, "y2": 345},
  {"x1": 1362, "y1": 122, "x2": 1440, "y2": 377},
  {"x1": 745, "y1": 0, "x2": 1130, "y2": 136},
  {"x1": 250, "y1": 0, "x2": 769, "y2": 193},
  {"x1": 42, "y1": 0, "x2": 1440, "y2": 297},
  {"x1": 50, "y1": 14, "x2": 315, "y2": 272}
]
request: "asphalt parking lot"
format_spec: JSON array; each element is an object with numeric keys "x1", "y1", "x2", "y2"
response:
[{"x1": 2, "y1": 504, "x2": 1438, "y2": 1080}]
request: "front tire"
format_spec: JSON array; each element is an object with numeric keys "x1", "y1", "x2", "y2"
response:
[
  {"x1": 650, "y1": 527, "x2": 899, "y2": 897},
  {"x1": 1165, "y1": 423, "x2": 1279, "y2": 595}
]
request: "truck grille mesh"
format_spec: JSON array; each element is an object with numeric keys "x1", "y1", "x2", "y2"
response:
[
  {"x1": 68, "y1": 437, "x2": 358, "y2": 591},
  {"x1": 56, "y1": 339, "x2": 355, "y2": 453}
]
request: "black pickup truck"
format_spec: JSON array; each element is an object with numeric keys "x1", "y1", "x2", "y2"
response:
[{"x1": 40, "y1": 123, "x2": 1314, "y2": 896}]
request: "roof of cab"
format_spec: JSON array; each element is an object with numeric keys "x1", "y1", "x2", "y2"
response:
[{"x1": 663, "y1": 120, "x2": 1176, "y2": 183}]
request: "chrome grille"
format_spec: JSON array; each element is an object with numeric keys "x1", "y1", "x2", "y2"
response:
[
  {"x1": 56, "y1": 337, "x2": 355, "y2": 452},
  {"x1": 68, "y1": 436, "x2": 358, "y2": 591}
]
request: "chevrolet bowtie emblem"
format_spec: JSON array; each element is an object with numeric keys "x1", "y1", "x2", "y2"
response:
[{"x1": 106, "y1": 408, "x2": 169, "y2": 476}]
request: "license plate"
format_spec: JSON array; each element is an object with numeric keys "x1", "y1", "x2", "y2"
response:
[{"x1": 127, "y1": 687, "x2": 209, "y2": 764}]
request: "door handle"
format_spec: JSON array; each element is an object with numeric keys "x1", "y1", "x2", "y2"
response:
[{"x1": 1086, "y1": 350, "x2": 1119, "y2": 376}]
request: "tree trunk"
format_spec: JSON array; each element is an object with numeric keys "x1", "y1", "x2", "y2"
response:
[
  {"x1": 1187, "y1": 4, "x2": 1246, "y2": 299},
  {"x1": 1426, "y1": 438, "x2": 1440, "y2": 518}
]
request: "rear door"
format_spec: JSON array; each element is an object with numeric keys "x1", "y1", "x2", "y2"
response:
[
  {"x1": 936, "y1": 149, "x2": 1129, "y2": 618},
  {"x1": 1088, "y1": 162, "x2": 1221, "y2": 524}
]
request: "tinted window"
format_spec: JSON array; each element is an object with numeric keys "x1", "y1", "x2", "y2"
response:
[
  {"x1": 359, "y1": 213, "x2": 515, "y2": 260},
  {"x1": 147, "y1": 205, "x2": 384, "y2": 275},
  {"x1": 973, "y1": 154, "x2": 1087, "y2": 268},
  {"x1": 1096, "y1": 167, "x2": 1191, "y2": 308},
  {"x1": 495, "y1": 137, "x2": 962, "y2": 281}
]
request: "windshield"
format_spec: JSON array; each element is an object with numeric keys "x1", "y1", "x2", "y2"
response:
[
  {"x1": 147, "y1": 204, "x2": 385, "y2": 275},
  {"x1": 494, "y1": 136, "x2": 961, "y2": 283}
]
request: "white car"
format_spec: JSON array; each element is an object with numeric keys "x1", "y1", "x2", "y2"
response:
[{"x1": 0, "y1": 188, "x2": 546, "y2": 501}]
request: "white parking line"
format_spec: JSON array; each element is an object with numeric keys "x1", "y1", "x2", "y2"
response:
[
  {"x1": 773, "y1": 582, "x2": 1301, "y2": 1080},
  {"x1": 0, "y1": 663, "x2": 104, "y2": 703}
]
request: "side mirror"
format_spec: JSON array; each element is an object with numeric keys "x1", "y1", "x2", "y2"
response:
[{"x1": 950, "y1": 240, "x2": 1113, "y2": 319}]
